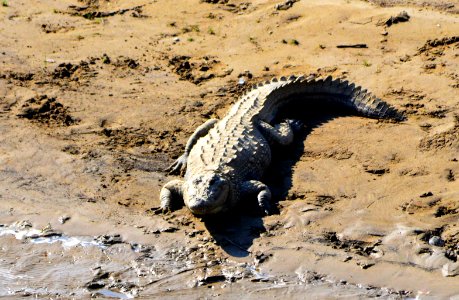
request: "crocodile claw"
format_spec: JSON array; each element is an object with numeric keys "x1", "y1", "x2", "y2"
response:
[
  {"x1": 165, "y1": 154, "x2": 188, "y2": 175},
  {"x1": 150, "y1": 206, "x2": 171, "y2": 215}
]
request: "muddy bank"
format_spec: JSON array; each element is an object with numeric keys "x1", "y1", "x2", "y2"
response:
[{"x1": 1, "y1": 0, "x2": 459, "y2": 298}]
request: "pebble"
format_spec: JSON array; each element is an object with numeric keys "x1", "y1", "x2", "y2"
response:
[
  {"x1": 428, "y1": 236, "x2": 445, "y2": 247},
  {"x1": 58, "y1": 215, "x2": 71, "y2": 224},
  {"x1": 238, "y1": 77, "x2": 245, "y2": 85}
]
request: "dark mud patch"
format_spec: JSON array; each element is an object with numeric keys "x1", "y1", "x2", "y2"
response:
[
  {"x1": 201, "y1": 0, "x2": 252, "y2": 13},
  {"x1": 417, "y1": 36, "x2": 459, "y2": 55},
  {"x1": 285, "y1": 191, "x2": 344, "y2": 208},
  {"x1": 0, "y1": 71, "x2": 34, "y2": 82},
  {"x1": 61, "y1": 2, "x2": 146, "y2": 19},
  {"x1": 112, "y1": 56, "x2": 139, "y2": 69},
  {"x1": 16, "y1": 95, "x2": 79, "y2": 126},
  {"x1": 40, "y1": 22, "x2": 75, "y2": 34},
  {"x1": 366, "y1": 1, "x2": 459, "y2": 14},
  {"x1": 303, "y1": 148, "x2": 354, "y2": 160},
  {"x1": 51, "y1": 61, "x2": 96, "y2": 81},
  {"x1": 168, "y1": 55, "x2": 232, "y2": 85},
  {"x1": 318, "y1": 232, "x2": 381, "y2": 258},
  {"x1": 419, "y1": 116, "x2": 459, "y2": 151}
]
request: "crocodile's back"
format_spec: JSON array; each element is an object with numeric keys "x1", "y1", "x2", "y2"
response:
[
  {"x1": 185, "y1": 75, "x2": 403, "y2": 182},
  {"x1": 186, "y1": 116, "x2": 271, "y2": 182}
]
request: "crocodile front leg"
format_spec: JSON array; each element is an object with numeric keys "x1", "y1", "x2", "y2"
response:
[
  {"x1": 166, "y1": 119, "x2": 218, "y2": 175},
  {"x1": 257, "y1": 119, "x2": 302, "y2": 145},
  {"x1": 160, "y1": 179, "x2": 184, "y2": 212},
  {"x1": 241, "y1": 180, "x2": 273, "y2": 215}
]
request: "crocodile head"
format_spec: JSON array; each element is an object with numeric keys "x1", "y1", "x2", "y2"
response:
[{"x1": 183, "y1": 171, "x2": 231, "y2": 215}]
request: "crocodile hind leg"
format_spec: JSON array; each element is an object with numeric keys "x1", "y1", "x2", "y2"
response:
[
  {"x1": 166, "y1": 119, "x2": 218, "y2": 175},
  {"x1": 258, "y1": 119, "x2": 302, "y2": 145},
  {"x1": 241, "y1": 180, "x2": 273, "y2": 215},
  {"x1": 159, "y1": 179, "x2": 184, "y2": 212}
]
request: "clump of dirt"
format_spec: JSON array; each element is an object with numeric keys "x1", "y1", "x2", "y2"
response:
[
  {"x1": 113, "y1": 56, "x2": 139, "y2": 69},
  {"x1": 62, "y1": 2, "x2": 145, "y2": 19},
  {"x1": 40, "y1": 22, "x2": 75, "y2": 34},
  {"x1": 52, "y1": 61, "x2": 95, "y2": 81},
  {"x1": 200, "y1": 0, "x2": 251, "y2": 13},
  {"x1": 16, "y1": 95, "x2": 79, "y2": 126},
  {"x1": 168, "y1": 55, "x2": 231, "y2": 85},
  {"x1": 275, "y1": 0, "x2": 300, "y2": 11},
  {"x1": 378, "y1": 11, "x2": 410, "y2": 27},
  {"x1": 419, "y1": 116, "x2": 459, "y2": 151},
  {"x1": 0, "y1": 71, "x2": 34, "y2": 82},
  {"x1": 417, "y1": 36, "x2": 459, "y2": 54},
  {"x1": 318, "y1": 232, "x2": 380, "y2": 257}
]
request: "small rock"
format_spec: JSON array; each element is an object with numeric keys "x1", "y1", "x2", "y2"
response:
[
  {"x1": 429, "y1": 236, "x2": 445, "y2": 247},
  {"x1": 173, "y1": 37, "x2": 180, "y2": 43},
  {"x1": 383, "y1": 11, "x2": 410, "y2": 27},
  {"x1": 58, "y1": 215, "x2": 71, "y2": 224},
  {"x1": 399, "y1": 55, "x2": 411, "y2": 62},
  {"x1": 275, "y1": 0, "x2": 299, "y2": 10},
  {"x1": 254, "y1": 251, "x2": 270, "y2": 264},
  {"x1": 358, "y1": 262, "x2": 375, "y2": 269},
  {"x1": 95, "y1": 234, "x2": 123, "y2": 246},
  {"x1": 85, "y1": 281, "x2": 105, "y2": 290},
  {"x1": 420, "y1": 191, "x2": 433, "y2": 198},
  {"x1": 238, "y1": 77, "x2": 245, "y2": 85},
  {"x1": 423, "y1": 63, "x2": 436, "y2": 70},
  {"x1": 444, "y1": 169, "x2": 455, "y2": 182}
]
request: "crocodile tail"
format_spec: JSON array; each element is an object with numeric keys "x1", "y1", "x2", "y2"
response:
[{"x1": 298, "y1": 75, "x2": 405, "y2": 121}]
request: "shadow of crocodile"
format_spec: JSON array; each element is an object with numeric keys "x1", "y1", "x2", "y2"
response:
[{"x1": 203, "y1": 99, "x2": 355, "y2": 257}]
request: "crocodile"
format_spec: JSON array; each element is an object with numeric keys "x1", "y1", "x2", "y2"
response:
[{"x1": 160, "y1": 75, "x2": 403, "y2": 216}]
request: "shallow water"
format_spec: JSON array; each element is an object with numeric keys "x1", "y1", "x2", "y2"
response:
[{"x1": 0, "y1": 221, "x2": 414, "y2": 299}]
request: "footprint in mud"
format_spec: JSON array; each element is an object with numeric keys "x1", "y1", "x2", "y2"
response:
[{"x1": 418, "y1": 116, "x2": 459, "y2": 151}]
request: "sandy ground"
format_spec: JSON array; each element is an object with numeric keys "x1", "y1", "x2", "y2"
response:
[{"x1": 1, "y1": 0, "x2": 459, "y2": 298}]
